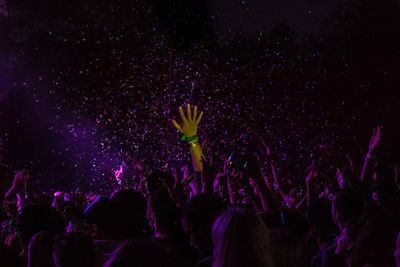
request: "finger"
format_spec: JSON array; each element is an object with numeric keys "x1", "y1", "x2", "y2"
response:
[
  {"x1": 187, "y1": 104, "x2": 192, "y2": 122},
  {"x1": 172, "y1": 119, "x2": 183, "y2": 132},
  {"x1": 195, "y1": 111, "x2": 204, "y2": 125},
  {"x1": 193, "y1": 106, "x2": 197, "y2": 122},
  {"x1": 179, "y1": 106, "x2": 188, "y2": 124}
]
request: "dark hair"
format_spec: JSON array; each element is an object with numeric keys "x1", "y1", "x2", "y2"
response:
[
  {"x1": 16, "y1": 203, "x2": 65, "y2": 247},
  {"x1": 269, "y1": 229, "x2": 308, "y2": 267},
  {"x1": 333, "y1": 190, "x2": 364, "y2": 223},
  {"x1": 149, "y1": 187, "x2": 180, "y2": 234},
  {"x1": 111, "y1": 189, "x2": 149, "y2": 238},
  {"x1": 347, "y1": 214, "x2": 399, "y2": 266},
  {"x1": 258, "y1": 211, "x2": 283, "y2": 229},
  {"x1": 307, "y1": 197, "x2": 338, "y2": 242},
  {"x1": 52, "y1": 232, "x2": 95, "y2": 267},
  {"x1": 280, "y1": 210, "x2": 310, "y2": 239},
  {"x1": 183, "y1": 193, "x2": 226, "y2": 230},
  {"x1": 183, "y1": 193, "x2": 226, "y2": 257},
  {"x1": 83, "y1": 196, "x2": 118, "y2": 238}
]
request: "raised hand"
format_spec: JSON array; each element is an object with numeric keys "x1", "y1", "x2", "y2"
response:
[
  {"x1": 172, "y1": 104, "x2": 205, "y2": 172},
  {"x1": 12, "y1": 170, "x2": 26, "y2": 190},
  {"x1": 305, "y1": 165, "x2": 317, "y2": 183},
  {"x1": 368, "y1": 126, "x2": 382, "y2": 155},
  {"x1": 172, "y1": 104, "x2": 204, "y2": 138},
  {"x1": 5, "y1": 170, "x2": 28, "y2": 203},
  {"x1": 114, "y1": 165, "x2": 123, "y2": 184}
]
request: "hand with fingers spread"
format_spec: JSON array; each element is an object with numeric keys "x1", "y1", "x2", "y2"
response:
[
  {"x1": 172, "y1": 104, "x2": 205, "y2": 172},
  {"x1": 5, "y1": 170, "x2": 28, "y2": 205},
  {"x1": 12, "y1": 170, "x2": 26, "y2": 190},
  {"x1": 172, "y1": 104, "x2": 204, "y2": 139},
  {"x1": 114, "y1": 165, "x2": 123, "y2": 185}
]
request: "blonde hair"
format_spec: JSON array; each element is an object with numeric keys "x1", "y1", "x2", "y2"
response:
[{"x1": 212, "y1": 207, "x2": 274, "y2": 267}]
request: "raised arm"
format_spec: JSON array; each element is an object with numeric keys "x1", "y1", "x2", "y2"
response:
[
  {"x1": 305, "y1": 165, "x2": 317, "y2": 206},
  {"x1": 4, "y1": 170, "x2": 25, "y2": 202},
  {"x1": 246, "y1": 154, "x2": 279, "y2": 213},
  {"x1": 360, "y1": 126, "x2": 381, "y2": 183},
  {"x1": 172, "y1": 104, "x2": 204, "y2": 172}
]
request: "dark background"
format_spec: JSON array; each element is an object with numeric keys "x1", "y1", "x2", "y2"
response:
[{"x1": 1, "y1": 0, "x2": 400, "y2": 193}]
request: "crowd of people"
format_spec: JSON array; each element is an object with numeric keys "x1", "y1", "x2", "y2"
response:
[{"x1": 1, "y1": 104, "x2": 400, "y2": 267}]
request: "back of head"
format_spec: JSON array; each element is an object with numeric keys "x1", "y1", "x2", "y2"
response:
[
  {"x1": 84, "y1": 196, "x2": 118, "y2": 239},
  {"x1": 269, "y1": 229, "x2": 308, "y2": 267},
  {"x1": 111, "y1": 189, "x2": 148, "y2": 238},
  {"x1": 307, "y1": 197, "x2": 338, "y2": 243},
  {"x1": 258, "y1": 211, "x2": 283, "y2": 229},
  {"x1": 212, "y1": 207, "x2": 273, "y2": 267},
  {"x1": 150, "y1": 187, "x2": 180, "y2": 234},
  {"x1": 183, "y1": 193, "x2": 226, "y2": 231},
  {"x1": 183, "y1": 193, "x2": 226, "y2": 256},
  {"x1": 280, "y1": 210, "x2": 310, "y2": 239},
  {"x1": 17, "y1": 203, "x2": 65, "y2": 247},
  {"x1": 52, "y1": 232, "x2": 95, "y2": 267},
  {"x1": 348, "y1": 214, "x2": 399, "y2": 267},
  {"x1": 333, "y1": 191, "x2": 364, "y2": 225},
  {"x1": 104, "y1": 239, "x2": 165, "y2": 267}
]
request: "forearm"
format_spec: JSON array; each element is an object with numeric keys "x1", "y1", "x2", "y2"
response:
[
  {"x1": 189, "y1": 140, "x2": 203, "y2": 172},
  {"x1": 270, "y1": 163, "x2": 289, "y2": 205},
  {"x1": 360, "y1": 154, "x2": 375, "y2": 183},
  {"x1": 4, "y1": 186, "x2": 18, "y2": 201},
  {"x1": 227, "y1": 177, "x2": 238, "y2": 204},
  {"x1": 254, "y1": 178, "x2": 279, "y2": 213}
]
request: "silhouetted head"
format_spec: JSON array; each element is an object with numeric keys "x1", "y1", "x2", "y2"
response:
[
  {"x1": 306, "y1": 197, "x2": 338, "y2": 244},
  {"x1": 332, "y1": 191, "x2": 364, "y2": 230},
  {"x1": 84, "y1": 196, "x2": 118, "y2": 239},
  {"x1": 182, "y1": 193, "x2": 226, "y2": 256},
  {"x1": 17, "y1": 203, "x2": 65, "y2": 247},
  {"x1": 280, "y1": 210, "x2": 310, "y2": 239},
  {"x1": 111, "y1": 189, "x2": 149, "y2": 238},
  {"x1": 212, "y1": 207, "x2": 273, "y2": 267},
  {"x1": 269, "y1": 229, "x2": 308, "y2": 267},
  {"x1": 149, "y1": 187, "x2": 180, "y2": 235},
  {"x1": 52, "y1": 232, "x2": 95, "y2": 267}
]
